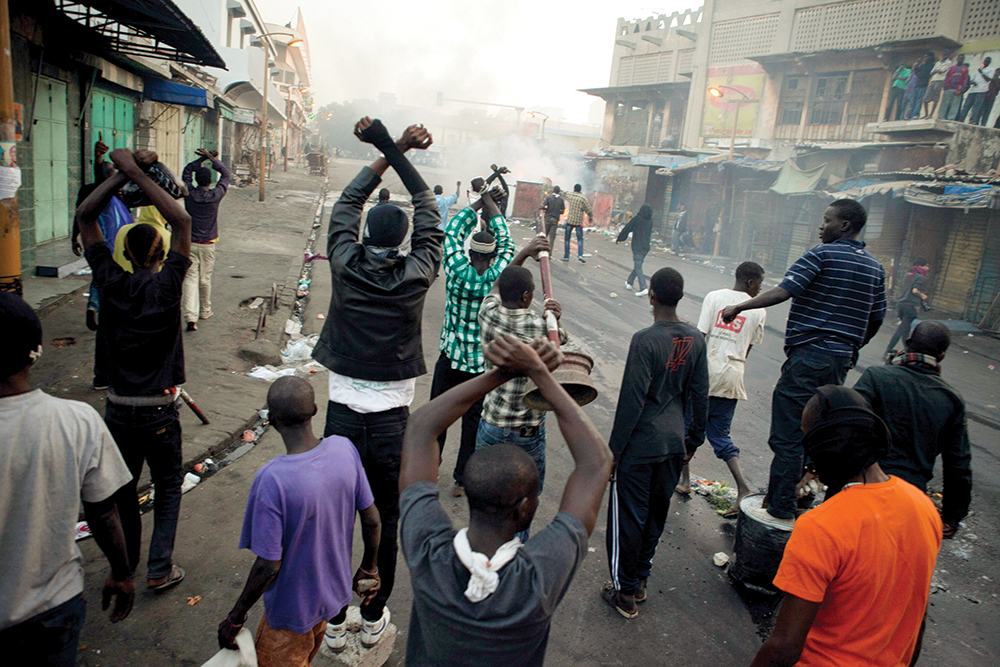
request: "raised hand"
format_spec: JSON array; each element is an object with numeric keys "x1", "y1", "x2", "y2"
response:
[
  {"x1": 398, "y1": 123, "x2": 432, "y2": 151},
  {"x1": 354, "y1": 117, "x2": 392, "y2": 145},
  {"x1": 133, "y1": 149, "x2": 159, "y2": 171},
  {"x1": 485, "y1": 334, "x2": 547, "y2": 376},
  {"x1": 543, "y1": 298, "x2": 562, "y2": 321},
  {"x1": 109, "y1": 148, "x2": 138, "y2": 173},
  {"x1": 95, "y1": 134, "x2": 109, "y2": 159},
  {"x1": 195, "y1": 147, "x2": 211, "y2": 159},
  {"x1": 530, "y1": 337, "x2": 564, "y2": 372}
]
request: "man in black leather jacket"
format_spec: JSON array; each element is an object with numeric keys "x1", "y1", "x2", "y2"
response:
[{"x1": 311, "y1": 118, "x2": 442, "y2": 642}]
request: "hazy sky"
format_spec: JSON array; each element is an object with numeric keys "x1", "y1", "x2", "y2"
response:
[{"x1": 253, "y1": 0, "x2": 697, "y2": 124}]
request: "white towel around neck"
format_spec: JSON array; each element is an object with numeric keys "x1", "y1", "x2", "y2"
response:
[{"x1": 453, "y1": 528, "x2": 523, "y2": 602}]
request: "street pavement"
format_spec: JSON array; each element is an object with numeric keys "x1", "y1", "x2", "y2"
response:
[{"x1": 45, "y1": 157, "x2": 999, "y2": 665}]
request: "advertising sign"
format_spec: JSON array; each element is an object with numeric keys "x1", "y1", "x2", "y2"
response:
[{"x1": 702, "y1": 63, "x2": 766, "y2": 139}]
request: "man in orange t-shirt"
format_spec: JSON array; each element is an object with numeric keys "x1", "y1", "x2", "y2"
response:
[{"x1": 751, "y1": 386, "x2": 942, "y2": 667}]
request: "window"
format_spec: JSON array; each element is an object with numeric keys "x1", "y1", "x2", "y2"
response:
[
  {"x1": 809, "y1": 75, "x2": 849, "y2": 126},
  {"x1": 778, "y1": 76, "x2": 808, "y2": 126}
]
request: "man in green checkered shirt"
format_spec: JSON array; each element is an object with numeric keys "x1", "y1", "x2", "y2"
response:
[{"x1": 430, "y1": 189, "x2": 515, "y2": 497}]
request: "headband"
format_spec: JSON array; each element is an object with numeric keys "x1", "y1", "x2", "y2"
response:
[{"x1": 470, "y1": 238, "x2": 497, "y2": 254}]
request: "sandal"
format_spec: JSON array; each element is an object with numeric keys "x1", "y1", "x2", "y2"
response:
[
  {"x1": 148, "y1": 565, "x2": 185, "y2": 591},
  {"x1": 723, "y1": 505, "x2": 740, "y2": 519},
  {"x1": 601, "y1": 582, "x2": 638, "y2": 619}
]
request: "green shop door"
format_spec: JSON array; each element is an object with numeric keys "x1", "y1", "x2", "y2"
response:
[
  {"x1": 182, "y1": 110, "x2": 203, "y2": 165},
  {"x1": 91, "y1": 90, "x2": 135, "y2": 156},
  {"x1": 32, "y1": 77, "x2": 70, "y2": 243}
]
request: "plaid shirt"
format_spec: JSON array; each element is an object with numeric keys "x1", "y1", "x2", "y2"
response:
[
  {"x1": 563, "y1": 191, "x2": 593, "y2": 227},
  {"x1": 439, "y1": 208, "x2": 514, "y2": 373},
  {"x1": 479, "y1": 294, "x2": 566, "y2": 428}
]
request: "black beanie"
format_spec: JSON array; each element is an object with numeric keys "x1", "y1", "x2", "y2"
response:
[
  {"x1": 0, "y1": 291, "x2": 43, "y2": 378},
  {"x1": 802, "y1": 386, "x2": 891, "y2": 497},
  {"x1": 364, "y1": 204, "x2": 409, "y2": 248}
]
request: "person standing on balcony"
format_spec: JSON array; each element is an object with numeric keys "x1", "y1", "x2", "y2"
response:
[
  {"x1": 923, "y1": 50, "x2": 952, "y2": 118},
  {"x1": 958, "y1": 57, "x2": 995, "y2": 125},
  {"x1": 938, "y1": 55, "x2": 969, "y2": 121},
  {"x1": 884, "y1": 63, "x2": 911, "y2": 121}
]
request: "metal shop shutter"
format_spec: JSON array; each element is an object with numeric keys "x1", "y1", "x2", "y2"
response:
[{"x1": 33, "y1": 77, "x2": 70, "y2": 242}]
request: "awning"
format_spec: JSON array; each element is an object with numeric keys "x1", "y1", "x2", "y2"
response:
[
  {"x1": 825, "y1": 180, "x2": 1000, "y2": 209},
  {"x1": 631, "y1": 154, "x2": 698, "y2": 168},
  {"x1": 771, "y1": 161, "x2": 827, "y2": 195},
  {"x1": 54, "y1": 0, "x2": 226, "y2": 69},
  {"x1": 144, "y1": 79, "x2": 210, "y2": 108}
]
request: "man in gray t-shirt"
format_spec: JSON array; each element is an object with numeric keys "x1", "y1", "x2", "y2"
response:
[
  {"x1": 399, "y1": 335, "x2": 613, "y2": 667},
  {"x1": 0, "y1": 292, "x2": 134, "y2": 664}
]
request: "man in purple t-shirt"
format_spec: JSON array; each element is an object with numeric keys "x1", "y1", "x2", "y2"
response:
[{"x1": 218, "y1": 377, "x2": 383, "y2": 666}]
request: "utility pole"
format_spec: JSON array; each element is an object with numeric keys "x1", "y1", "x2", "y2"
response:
[
  {"x1": 282, "y1": 85, "x2": 290, "y2": 172},
  {"x1": 0, "y1": 0, "x2": 22, "y2": 295},
  {"x1": 259, "y1": 56, "x2": 268, "y2": 202},
  {"x1": 255, "y1": 33, "x2": 300, "y2": 200}
]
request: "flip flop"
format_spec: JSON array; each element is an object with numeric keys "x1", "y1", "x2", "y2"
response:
[
  {"x1": 148, "y1": 565, "x2": 185, "y2": 591},
  {"x1": 601, "y1": 582, "x2": 638, "y2": 619},
  {"x1": 723, "y1": 505, "x2": 740, "y2": 519}
]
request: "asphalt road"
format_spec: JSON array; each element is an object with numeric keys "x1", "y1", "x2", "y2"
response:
[{"x1": 74, "y1": 157, "x2": 997, "y2": 666}]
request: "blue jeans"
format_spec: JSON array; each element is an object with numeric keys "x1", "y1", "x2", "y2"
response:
[
  {"x1": 476, "y1": 419, "x2": 546, "y2": 542},
  {"x1": 476, "y1": 419, "x2": 546, "y2": 492},
  {"x1": 627, "y1": 253, "x2": 647, "y2": 290},
  {"x1": 706, "y1": 396, "x2": 739, "y2": 461},
  {"x1": 564, "y1": 225, "x2": 583, "y2": 259},
  {"x1": 0, "y1": 594, "x2": 86, "y2": 666},
  {"x1": 87, "y1": 281, "x2": 100, "y2": 313},
  {"x1": 105, "y1": 401, "x2": 183, "y2": 579},
  {"x1": 906, "y1": 86, "x2": 926, "y2": 118},
  {"x1": 765, "y1": 347, "x2": 853, "y2": 519},
  {"x1": 324, "y1": 401, "x2": 408, "y2": 620}
]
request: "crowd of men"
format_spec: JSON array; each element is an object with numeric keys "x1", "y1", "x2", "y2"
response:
[
  {"x1": 0, "y1": 117, "x2": 973, "y2": 667},
  {"x1": 900, "y1": 49, "x2": 1000, "y2": 127}
]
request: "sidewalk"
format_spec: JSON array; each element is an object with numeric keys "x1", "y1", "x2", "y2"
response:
[
  {"x1": 585, "y1": 227, "x2": 1000, "y2": 427},
  {"x1": 28, "y1": 167, "x2": 326, "y2": 476}
]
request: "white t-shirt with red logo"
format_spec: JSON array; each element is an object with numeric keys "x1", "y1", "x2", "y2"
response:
[{"x1": 696, "y1": 288, "x2": 766, "y2": 400}]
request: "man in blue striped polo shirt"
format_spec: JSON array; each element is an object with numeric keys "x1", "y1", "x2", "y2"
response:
[{"x1": 722, "y1": 199, "x2": 886, "y2": 527}]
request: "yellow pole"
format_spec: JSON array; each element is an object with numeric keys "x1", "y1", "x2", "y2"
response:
[{"x1": 0, "y1": 0, "x2": 22, "y2": 295}]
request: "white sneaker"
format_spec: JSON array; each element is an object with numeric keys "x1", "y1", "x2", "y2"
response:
[
  {"x1": 745, "y1": 504, "x2": 795, "y2": 531},
  {"x1": 361, "y1": 608, "x2": 390, "y2": 648},
  {"x1": 635, "y1": 289, "x2": 649, "y2": 297},
  {"x1": 625, "y1": 281, "x2": 633, "y2": 290},
  {"x1": 324, "y1": 621, "x2": 348, "y2": 652}
]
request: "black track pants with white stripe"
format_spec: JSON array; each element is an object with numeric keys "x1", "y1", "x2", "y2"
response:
[{"x1": 606, "y1": 454, "x2": 684, "y2": 595}]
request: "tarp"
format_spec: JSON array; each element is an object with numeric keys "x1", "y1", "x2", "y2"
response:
[
  {"x1": 902, "y1": 183, "x2": 998, "y2": 209},
  {"x1": 823, "y1": 180, "x2": 1000, "y2": 209},
  {"x1": 143, "y1": 79, "x2": 210, "y2": 108},
  {"x1": 770, "y1": 161, "x2": 827, "y2": 194}
]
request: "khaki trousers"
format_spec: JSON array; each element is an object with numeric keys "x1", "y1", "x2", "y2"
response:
[
  {"x1": 182, "y1": 242, "x2": 215, "y2": 323},
  {"x1": 254, "y1": 614, "x2": 326, "y2": 667}
]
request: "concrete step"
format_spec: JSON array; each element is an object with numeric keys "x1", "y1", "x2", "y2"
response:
[
  {"x1": 313, "y1": 606, "x2": 396, "y2": 667},
  {"x1": 34, "y1": 238, "x2": 89, "y2": 278}
]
